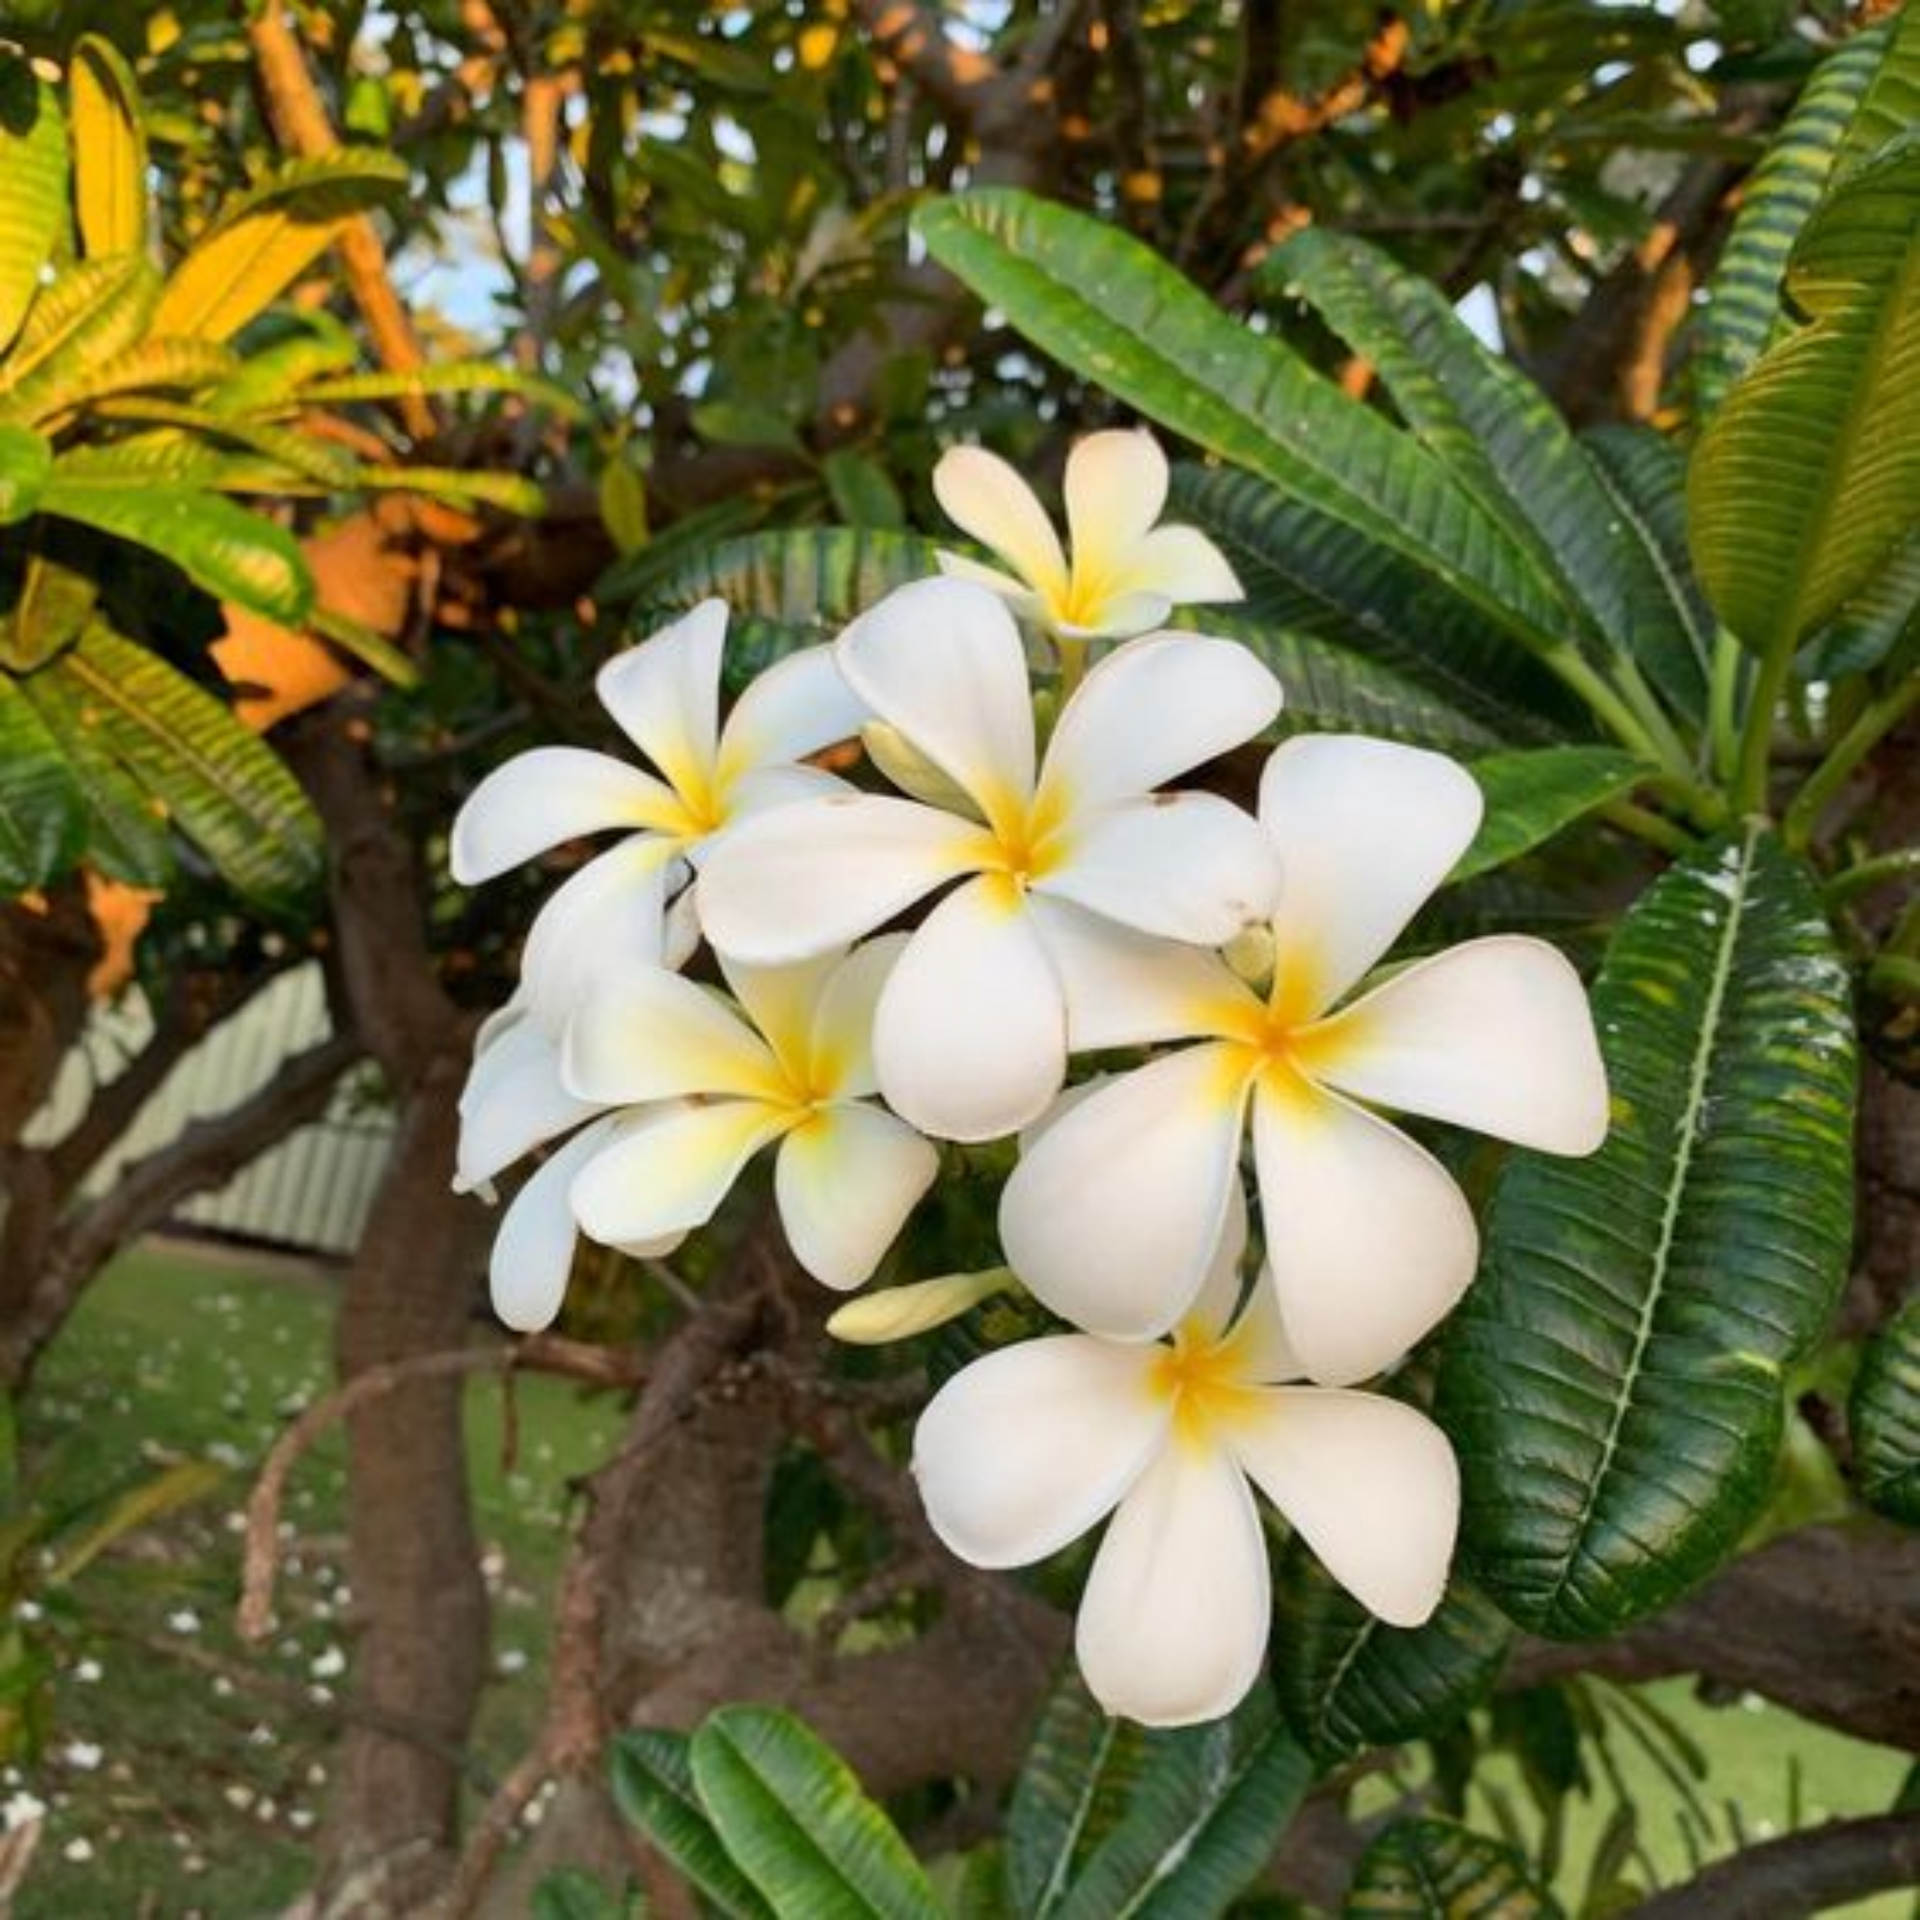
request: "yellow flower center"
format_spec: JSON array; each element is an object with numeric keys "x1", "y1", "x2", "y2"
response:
[
  {"x1": 1149, "y1": 1327, "x2": 1259, "y2": 1447},
  {"x1": 973, "y1": 784, "x2": 1072, "y2": 887}
]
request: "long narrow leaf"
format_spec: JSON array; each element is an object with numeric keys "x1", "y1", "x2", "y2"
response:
[
  {"x1": 1438, "y1": 829, "x2": 1857, "y2": 1637},
  {"x1": 69, "y1": 35, "x2": 147, "y2": 259},
  {"x1": 0, "y1": 675, "x2": 85, "y2": 888},
  {"x1": 0, "y1": 58, "x2": 68, "y2": 354},
  {"x1": 1852, "y1": 1299, "x2": 1920, "y2": 1526},
  {"x1": 1456, "y1": 747, "x2": 1653, "y2": 881}
]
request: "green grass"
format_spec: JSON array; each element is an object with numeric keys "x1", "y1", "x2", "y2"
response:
[{"x1": 12, "y1": 1239, "x2": 624, "y2": 1917}]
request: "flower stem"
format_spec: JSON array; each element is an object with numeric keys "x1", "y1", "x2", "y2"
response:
[
  {"x1": 1602, "y1": 798, "x2": 1695, "y2": 859},
  {"x1": 1783, "y1": 677, "x2": 1920, "y2": 851},
  {"x1": 1824, "y1": 846, "x2": 1920, "y2": 908},
  {"x1": 1731, "y1": 636, "x2": 1798, "y2": 820},
  {"x1": 1707, "y1": 625, "x2": 1743, "y2": 787}
]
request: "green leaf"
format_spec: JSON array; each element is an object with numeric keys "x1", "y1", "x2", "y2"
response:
[
  {"x1": 151, "y1": 152, "x2": 407, "y2": 343},
  {"x1": 1456, "y1": 747, "x2": 1652, "y2": 881},
  {"x1": 1832, "y1": 2, "x2": 1920, "y2": 177},
  {"x1": 1007, "y1": 1674, "x2": 1149, "y2": 1919},
  {"x1": 610, "y1": 1728, "x2": 774, "y2": 1920},
  {"x1": 1168, "y1": 463, "x2": 1580, "y2": 744},
  {"x1": 17, "y1": 662, "x2": 174, "y2": 885},
  {"x1": 822, "y1": 449, "x2": 905, "y2": 529},
  {"x1": 0, "y1": 674, "x2": 84, "y2": 889},
  {"x1": 0, "y1": 549, "x2": 96, "y2": 673},
  {"x1": 529, "y1": 1869, "x2": 639, "y2": 1920},
  {"x1": 1055, "y1": 1693, "x2": 1313, "y2": 1920},
  {"x1": 47, "y1": 626, "x2": 323, "y2": 915},
  {"x1": 1263, "y1": 227, "x2": 1689, "y2": 704},
  {"x1": 1693, "y1": 26, "x2": 1891, "y2": 412},
  {"x1": 39, "y1": 475, "x2": 311, "y2": 625},
  {"x1": 1689, "y1": 133, "x2": 1920, "y2": 657},
  {"x1": 1346, "y1": 1817, "x2": 1561, "y2": 1917},
  {"x1": 0, "y1": 425, "x2": 50, "y2": 526},
  {"x1": 688, "y1": 1706, "x2": 941, "y2": 1920},
  {"x1": 0, "y1": 57, "x2": 68, "y2": 355},
  {"x1": 0, "y1": 254, "x2": 159, "y2": 403},
  {"x1": 1852, "y1": 1298, "x2": 1920, "y2": 1526},
  {"x1": 1798, "y1": 531, "x2": 1920, "y2": 682},
  {"x1": 1578, "y1": 425, "x2": 1716, "y2": 723},
  {"x1": 915, "y1": 191, "x2": 1574, "y2": 663},
  {"x1": 1437, "y1": 829, "x2": 1857, "y2": 1637},
  {"x1": 600, "y1": 454, "x2": 649, "y2": 555},
  {"x1": 69, "y1": 35, "x2": 147, "y2": 260},
  {"x1": 1182, "y1": 611, "x2": 1503, "y2": 753},
  {"x1": 289, "y1": 360, "x2": 582, "y2": 418},
  {"x1": 1271, "y1": 1551, "x2": 1512, "y2": 1766},
  {"x1": 360, "y1": 465, "x2": 546, "y2": 517}
]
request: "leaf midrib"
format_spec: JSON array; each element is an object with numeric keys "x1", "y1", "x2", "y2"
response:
[{"x1": 1547, "y1": 824, "x2": 1761, "y2": 1609}]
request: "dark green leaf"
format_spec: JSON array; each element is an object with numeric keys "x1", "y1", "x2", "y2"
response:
[
  {"x1": 1346, "y1": 1817, "x2": 1561, "y2": 1917},
  {"x1": 1057, "y1": 1692, "x2": 1313, "y2": 1920},
  {"x1": 688, "y1": 1706, "x2": 941, "y2": 1920},
  {"x1": 1271, "y1": 1550, "x2": 1512, "y2": 1766},
  {"x1": 915, "y1": 191, "x2": 1575, "y2": 664},
  {"x1": 821, "y1": 449, "x2": 905, "y2": 529},
  {"x1": 1264, "y1": 228, "x2": 1690, "y2": 706},
  {"x1": 0, "y1": 674, "x2": 84, "y2": 888},
  {"x1": 1438, "y1": 829, "x2": 1857, "y2": 1637},
  {"x1": 529, "y1": 1867, "x2": 636, "y2": 1920},
  {"x1": 610, "y1": 1728, "x2": 774, "y2": 1920},
  {"x1": 1798, "y1": 532, "x2": 1920, "y2": 682},
  {"x1": 1169, "y1": 464, "x2": 1579, "y2": 744},
  {"x1": 1456, "y1": 748, "x2": 1653, "y2": 881},
  {"x1": 1852, "y1": 1298, "x2": 1920, "y2": 1526},
  {"x1": 1689, "y1": 134, "x2": 1920, "y2": 656},
  {"x1": 48, "y1": 626, "x2": 323, "y2": 915}
]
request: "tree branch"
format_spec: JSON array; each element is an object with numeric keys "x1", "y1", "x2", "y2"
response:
[{"x1": 1634, "y1": 1813, "x2": 1920, "y2": 1919}]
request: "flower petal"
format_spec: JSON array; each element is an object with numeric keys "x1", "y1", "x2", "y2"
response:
[
  {"x1": 1055, "y1": 590, "x2": 1174, "y2": 642},
  {"x1": 1032, "y1": 897, "x2": 1250, "y2": 1052},
  {"x1": 935, "y1": 550, "x2": 1040, "y2": 610},
  {"x1": 932, "y1": 445, "x2": 1069, "y2": 601},
  {"x1": 696, "y1": 793, "x2": 983, "y2": 963},
  {"x1": 1063, "y1": 430, "x2": 1169, "y2": 591},
  {"x1": 487, "y1": 1118, "x2": 617, "y2": 1333},
  {"x1": 1257, "y1": 735, "x2": 1483, "y2": 1019},
  {"x1": 808, "y1": 933, "x2": 910, "y2": 1100},
  {"x1": 912, "y1": 1335, "x2": 1166, "y2": 1569},
  {"x1": 519, "y1": 834, "x2": 677, "y2": 1037},
  {"x1": 703, "y1": 762, "x2": 849, "y2": 845},
  {"x1": 1253, "y1": 1076, "x2": 1479, "y2": 1387},
  {"x1": 596, "y1": 600, "x2": 725, "y2": 801},
  {"x1": 1180, "y1": 1177, "x2": 1251, "y2": 1346},
  {"x1": 1039, "y1": 792, "x2": 1280, "y2": 945},
  {"x1": 717, "y1": 641, "x2": 866, "y2": 780},
  {"x1": 874, "y1": 876, "x2": 1066, "y2": 1142},
  {"x1": 837, "y1": 577, "x2": 1037, "y2": 825},
  {"x1": 1077, "y1": 1441, "x2": 1271, "y2": 1728},
  {"x1": 570, "y1": 1100, "x2": 792, "y2": 1247},
  {"x1": 1040, "y1": 631, "x2": 1282, "y2": 811},
  {"x1": 450, "y1": 748, "x2": 680, "y2": 884},
  {"x1": 457, "y1": 1016, "x2": 604, "y2": 1192},
  {"x1": 774, "y1": 1103, "x2": 939, "y2": 1289},
  {"x1": 1000, "y1": 1043, "x2": 1251, "y2": 1339},
  {"x1": 1228, "y1": 1388, "x2": 1458, "y2": 1627},
  {"x1": 562, "y1": 966, "x2": 782, "y2": 1105},
  {"x1": 1306, "y1": 936, "x2": 1609, "y2": 1154},
  {"x1": 1119, "y1": 525, "x2": 1244, "y2": 607}
]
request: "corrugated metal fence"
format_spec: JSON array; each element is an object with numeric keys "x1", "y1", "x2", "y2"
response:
[{"x1": 26, "y1": 963, "x2": 394, "y2": 1258}]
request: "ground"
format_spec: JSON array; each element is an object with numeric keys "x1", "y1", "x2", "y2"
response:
[{"x1": 9, "y1": 1241, "x2": 1912, "y2": 1916}]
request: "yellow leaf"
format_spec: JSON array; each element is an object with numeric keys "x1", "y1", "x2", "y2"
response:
[{"x1": 70, "y1": 36, "x2": 148, "y2": 259}]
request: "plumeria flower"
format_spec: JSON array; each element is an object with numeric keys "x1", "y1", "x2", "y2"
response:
[
  {"x1": 453, "y1": 1003, "x2": 682, "y2": 1333},
  {"x1": 450, "y1": 600, "x2": 866, "y2": 1030},
  {"x1": 934, "y1": 430, "x2": 1243, "y2": 640},
  {"x1": 697, "y1": 576, "x2": 1283, "y2": 1142},
  {"x1": 913, "y1": 1191, "x2": 1459, "y2": 1727},
  {"x1": 1000, "y1": 734, "x2": 1609, "y2": 1385},
  {"x1": 563, "y1": 938, "x2": 939, "y2": 1291}
]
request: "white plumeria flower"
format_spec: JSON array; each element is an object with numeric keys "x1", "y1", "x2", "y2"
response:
[
  {"x1": 913, "y1": 1193, "x2": 1459, "y2": 1727},
  {"x1": 450, "y1": 600, "x2": 866, "y2": 1031},
  {"x1": 453, "y1": 1004, "x2": 682, "y2": 1332},
  {"x1": 697, "y1": 576, "x2": 1283, "y2": 1142},
  {"x1": 563, "y1": 938, "x2": 940, "y2": 1291},
  {"x1": 934, "y1": 430, "x2": 1243, "y2": 640},
  {"x1": 1000, "y1": 734, "x2": 1610, "y2": 1385}
]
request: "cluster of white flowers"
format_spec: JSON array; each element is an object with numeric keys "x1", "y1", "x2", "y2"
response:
[{"x1": 453, "y1": 431, "x2": 1609, "y2": 1728}]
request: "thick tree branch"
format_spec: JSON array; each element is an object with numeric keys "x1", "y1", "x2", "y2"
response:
[{"x1": 1634, "y1": 1812, "x2": 1920, "y2": 1919}]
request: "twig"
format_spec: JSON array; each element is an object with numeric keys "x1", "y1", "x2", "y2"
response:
[
  {"x1": 239, "y1": 1335, "x2": 647, "y2": 1640},
  {"x1": 1633, "y1": 1812, "x2": 1920, "y2": 1919}
]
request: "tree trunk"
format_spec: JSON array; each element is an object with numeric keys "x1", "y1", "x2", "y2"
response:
[{"x1": 317, "y1": 1050, "x2": 491, "y2": 1915}]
